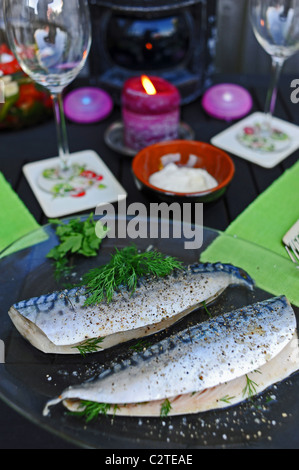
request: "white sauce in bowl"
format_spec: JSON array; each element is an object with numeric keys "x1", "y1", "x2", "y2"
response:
[{"x1": 149, "y1": 162, "x2": 218, "y2": 194}]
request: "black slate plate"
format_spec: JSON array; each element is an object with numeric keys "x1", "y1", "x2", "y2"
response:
[{"x1": 0, "y1": 215, "x2": 298, "y2": 449}]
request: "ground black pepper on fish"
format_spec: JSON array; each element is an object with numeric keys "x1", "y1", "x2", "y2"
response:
[
  {"x1": 8, "y1": 262, "x2": 254, "y2": 354},
  {"x1": 43, "y1": 296, "x2": 299, "y2": 418}
]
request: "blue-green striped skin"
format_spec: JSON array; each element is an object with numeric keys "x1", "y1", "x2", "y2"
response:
[
  {"x1": 13, "y1": 287, "x2": 85, "y2": 313},
  {"x1": 43, "y1": 296, "x2": 296, "y2": 413},
  {"x1": 10, "y1": 262, "x2": 255, "y2": 354},
  {"x1": 13, "y1": 263, "x2": 254, "y2": 314}
]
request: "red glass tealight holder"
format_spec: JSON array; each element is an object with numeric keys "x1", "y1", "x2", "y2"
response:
[{"x1": 122, "y1": 75, "x2": 181, "y2": 152}]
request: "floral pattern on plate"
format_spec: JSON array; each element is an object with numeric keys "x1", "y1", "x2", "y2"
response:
[
  {"x1": 38, "y1": 163, "x2": 107, "y2": 197},
  {"x1": 237, "y1": 122, "x2": 291, "y2": 153}
]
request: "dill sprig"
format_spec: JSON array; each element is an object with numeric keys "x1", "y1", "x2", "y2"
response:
[
  {"x1": 70, "y1": 401, "x2": 120, "y2": 422},
  {"x1": 219, "y1": 395, "x2": 235, "y2": 404},
  {"x1": 202, "y1": 301, "x2": 212, "y2": 318},
  {"x1": 243, "y1": 374, "x2": 259, "y2": 399},
  {"x1": 82, "y1": 245, "x2": 183, "y2": 306},
  {"x1": 160, "y1": 399, "x2": 172, "y2": 418},
  {"x1": 73, "y1": 337, "x2": 105, "y2": 357},
  {"x1": 70, "y1": 401, "x2": 111, "y2": 422},
  {"x1": 129, "y1": 339, "x2": 152, "y2": 352}
]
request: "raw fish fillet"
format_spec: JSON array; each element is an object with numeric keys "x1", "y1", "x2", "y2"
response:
[
  {"x1": 44, "y1": 296, "x2": 299, "y2": 417},
  {"x1": 9, "y1": 262, "x2": 254, "y2": 354}
]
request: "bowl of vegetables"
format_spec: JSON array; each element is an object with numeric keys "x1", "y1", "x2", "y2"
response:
[{"x1": 0, "y1": 43, "x2": 52, "y2": 130}]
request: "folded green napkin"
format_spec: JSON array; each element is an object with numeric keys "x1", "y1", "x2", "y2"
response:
[
  {"x1": 0, "y1": 172, "x2": 45, "y2": 257},
  {"x1": 201, "y1": 160, "x2": 299, "y2": 307}
]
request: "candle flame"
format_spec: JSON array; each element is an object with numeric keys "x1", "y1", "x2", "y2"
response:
[{"x1": 141, "y1": 75, "x2": 157, "y2": 95}]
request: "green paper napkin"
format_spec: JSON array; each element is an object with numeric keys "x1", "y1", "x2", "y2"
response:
[
  {"x1": 201, "y1": 160, "x2": 299, "y2": 307},
  {"x1": 0, "y1": 172, "x2": 46, "y2": 257}
]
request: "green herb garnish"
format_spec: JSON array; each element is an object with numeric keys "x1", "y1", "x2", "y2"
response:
[
  {"x1": 202, "y1": 301, "x2": 212, "y2": 318},
  {"x1": 70, "y1": 401, "x2": 112, "y2": 422},
  {"x1": 73, "y1": 336, "x2": 105, "y2": 357},
  {"x1": 82, "y1": 245, "x2": 183, "y2": 306},
  {"x1": 219, "y1": 395, "x2": 235, "y2": 404},
  {"x1": 47, "y1": 214, "x2": 108, "y2": 280},
  {"x1": 160, "y1": 399, "x2": 172, "y2": 418},
  {"x1": 129, "y1": 339, "x2": 152, "y2": 352},
  {"x1": 243, "y1": 374, "x2": 260, "y2": 399}
]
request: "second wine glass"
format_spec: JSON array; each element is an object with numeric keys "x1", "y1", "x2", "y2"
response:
[
  {"x1": 238, "y1": 0, "x2": 299, "y2": 152},
  {"x1": 4, "y1": 0, "x2": 92, "y2": 195}
]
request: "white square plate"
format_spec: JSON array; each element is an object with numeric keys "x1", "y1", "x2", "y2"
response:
[
  {"x1": 211, "y1": 112, "x2": 299, "y2": 168},
  {"x1": 23, "y1": 150, "x2": 127, "y2": 218}
]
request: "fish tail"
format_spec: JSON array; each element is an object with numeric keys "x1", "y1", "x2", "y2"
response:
[{"x1": 191, "y1": 262, "x2": 255, "y2": 289}]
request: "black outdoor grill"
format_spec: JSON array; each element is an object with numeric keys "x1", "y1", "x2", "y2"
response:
[{"x1": 87, "y1": 0, "x2": 217, "y2": 104}]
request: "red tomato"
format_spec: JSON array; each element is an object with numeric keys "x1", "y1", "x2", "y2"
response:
[
  {"x1": 80, "y1": 170, "x2": 97, "y2": 179},
  {"x1": 0, "y1": 44, "x2": 22, "y2": 75},
  {"x1": 72, "y1": 191, "x2": 86, "y2": 198},
  {"x1": 244, "y1": 126, "x2": 255, "y2": 135}
]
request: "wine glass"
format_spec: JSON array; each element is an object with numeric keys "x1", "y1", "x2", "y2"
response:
[
  {"x1": 238, "y1": 0, "x2": 299, "y2": 152},
  {"x1": 3, "y1": 0, "x2": 92, "y2": 196}
]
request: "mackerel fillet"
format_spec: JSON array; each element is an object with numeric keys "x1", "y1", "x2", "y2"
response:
[
  {"x1": 44, "y1": 296, "x2": 299, "y2": 417},
  {"x1": 8, "y1": 262, "x2": 254, "y2": 354}
]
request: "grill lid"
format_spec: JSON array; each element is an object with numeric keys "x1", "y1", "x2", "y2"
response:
[{"x1": 89, "y1": 0, "x2": 203, "y2": 12}]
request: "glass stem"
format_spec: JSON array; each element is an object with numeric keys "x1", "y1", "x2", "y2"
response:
[
  {"x1": 264, "y1": 56, "x2": 285, "y2": 130},
  {"x1": 51, "y1": 92, "x2": 69, "y2": 171}
]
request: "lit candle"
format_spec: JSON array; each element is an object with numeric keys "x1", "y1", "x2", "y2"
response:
[{"x1": 122, "y1": 75, "x2": 181, "y2": 151}]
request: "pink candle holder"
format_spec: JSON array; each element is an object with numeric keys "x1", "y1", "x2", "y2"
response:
[
  {"x1": 64, "y1": 87, "x2": 113, "y2": 124},
  {"x1": 202, "y1": 84, "x2": 253, "y2": 121},
  {"x1": 122, "y1": 76, "x2": 181, "y2": 151}
]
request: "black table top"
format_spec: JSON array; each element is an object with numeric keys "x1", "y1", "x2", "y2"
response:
[{"x1": 0, "y1": 74, "x2": 298, "y2": 449}]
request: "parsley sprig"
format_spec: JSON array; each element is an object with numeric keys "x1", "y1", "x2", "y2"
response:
[
  {"x1": 82, "y1": 245, "x2": 183, "y2": 306},
  {"x1": 47, "y1": 214, "x2": 108, "y2": 280}
]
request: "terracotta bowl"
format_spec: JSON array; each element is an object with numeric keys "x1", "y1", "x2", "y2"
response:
[{"x1": 132, "y1": 140, "x2": 235, "y2": 203}]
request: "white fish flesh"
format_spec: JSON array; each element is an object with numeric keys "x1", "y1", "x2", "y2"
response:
[
  {"x1": 60, "y1": 332, "x2": 299, "y2": 418},
  {"x1": 8, "y1": 262, "x2": 254, "y2": 355},
  {"x1": 44, "y1": 296, "x2": 299, "y2": 417}
]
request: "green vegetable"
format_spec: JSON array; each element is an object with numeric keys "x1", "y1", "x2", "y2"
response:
[
  {"x1": 47, "y1": 214, "x2": 108, "y2": 280},
  {"x1": 82, "y1": 245, "x2": 183, "y2": 306}
]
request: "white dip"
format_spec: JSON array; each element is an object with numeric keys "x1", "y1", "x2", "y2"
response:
[{"x1": 149, "y1": 162, "x2": 218, "y2": 193}]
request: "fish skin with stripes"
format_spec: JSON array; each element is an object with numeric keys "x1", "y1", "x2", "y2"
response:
[
  {"x1": 8, "y1": 262, "x2": 254, "y2": 354},
  {"x1": 44, "y1": 296, "x2": 299, "y2": 417}
]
